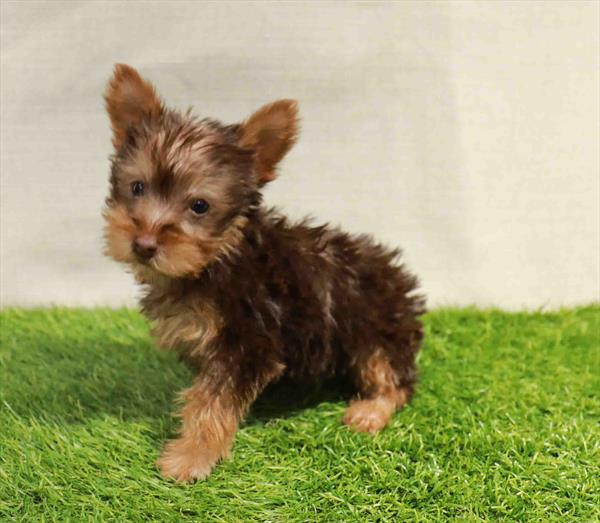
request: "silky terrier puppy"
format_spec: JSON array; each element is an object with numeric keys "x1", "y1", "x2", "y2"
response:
[{"x1": 103, "y1": 64, "x2": 425, "y2": 482}]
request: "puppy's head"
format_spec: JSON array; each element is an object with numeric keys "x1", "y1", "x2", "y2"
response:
[{"x1": 103, "y1": 64, "x2": 298, "y2": 279}]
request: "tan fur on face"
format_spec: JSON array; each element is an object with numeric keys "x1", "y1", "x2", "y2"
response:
[
  {"x1": 103, "y1": 200, "x2": 249, "y2": 279},
  {"x1": 102, "y1": 205, "x2": 137, "y2": 263},
  {"x1": 114, "y1": 128, "x2": 224, "y2": 197},
  {"x1": 103, "y1": 201, "x2": 206, "y2": 277},
  {"x1": 152, "y1": 228, "x2": 208, "y2": 278},
  {"x1": 151, "y1": 215, "x2": 248, "y2": 278},
  {"x1": 208, "y1": 215, "x2": 249, "y2": 264}
]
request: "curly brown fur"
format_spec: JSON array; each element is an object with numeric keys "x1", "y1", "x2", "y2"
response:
[{"x1": 103, "y1": 64, "x2": 425, "y2": 482}]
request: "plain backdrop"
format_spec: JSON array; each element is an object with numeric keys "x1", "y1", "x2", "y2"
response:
[{"x1": 1, "y1": 1, "x2": 599, "y2": 309}]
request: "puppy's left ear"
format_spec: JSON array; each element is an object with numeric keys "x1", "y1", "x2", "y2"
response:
[
  {"x1": 239, "y1": 99, "x2": 299, "y2": 185},
  {"x1": 104, "y1": 63, "x2": 163, "y2": 150}
]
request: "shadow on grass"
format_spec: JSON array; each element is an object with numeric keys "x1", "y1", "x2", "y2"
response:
[
  {"x1": 250, "y1": 377, "x2": 352, "y2": 423},
  {"x1": 3, "y1": 323, "x2": 351, "y2": 433}
]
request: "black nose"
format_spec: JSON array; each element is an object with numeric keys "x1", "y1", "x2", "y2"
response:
[{"x1": 133, "y1": 235, "x2": 157, "y2": 260}]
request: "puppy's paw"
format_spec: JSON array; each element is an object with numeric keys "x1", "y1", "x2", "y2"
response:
[
  {"x1": 342, "y1": 398, "x2": 393, "y2": 434},
  {"x1": 156, "y1": 437, "x2": 220, "y2": 483}
]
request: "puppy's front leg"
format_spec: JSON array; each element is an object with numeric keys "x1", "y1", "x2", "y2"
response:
[{"x1": 157, "y1": 356, "x2": 284, "y2": 483}]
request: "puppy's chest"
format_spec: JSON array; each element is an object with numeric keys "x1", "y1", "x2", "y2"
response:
[{"x1": 144, "y1": 293, "x2": 223, "y2": 359}]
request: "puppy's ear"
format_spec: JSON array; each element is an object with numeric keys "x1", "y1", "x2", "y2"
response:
[
  {"x1": 104, "y1": 64, "x2": 163, "y2": 150},
  {"x1": 239, "y1": 99, "x2": 299, "y2": 185}
]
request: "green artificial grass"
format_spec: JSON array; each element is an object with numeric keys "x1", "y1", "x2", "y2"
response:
[{"x1": 0, "y1": 306, "x2": 599, "y2": 522}]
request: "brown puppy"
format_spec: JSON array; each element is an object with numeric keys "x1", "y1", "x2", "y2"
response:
[{"x1": 103, "y1": 64, "x2": 425, "y2": 482}]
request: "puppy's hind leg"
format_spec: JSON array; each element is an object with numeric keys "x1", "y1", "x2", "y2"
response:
[{"x1": 342, "y1": 348, "x2": 411, "y2": 434}]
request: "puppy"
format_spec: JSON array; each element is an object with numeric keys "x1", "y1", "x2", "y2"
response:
[{"x1": 103, "y1": 64, "x2": 425, "y2": 482}]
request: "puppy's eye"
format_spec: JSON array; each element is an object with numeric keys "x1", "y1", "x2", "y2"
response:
[
  {"x1": 190, "y1": 199, "x2": 210, "y2": 215},
  {"x1": 131, "y1": 181, "x2": 144, "y2": 197}
]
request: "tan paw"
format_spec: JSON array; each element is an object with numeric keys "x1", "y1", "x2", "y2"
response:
[
  {"x1": 156, "y1": 437, "x2": 221, "y2": 483},
  {"x1": 342, "y1": 398, "x2": 394, "y2": 434}
]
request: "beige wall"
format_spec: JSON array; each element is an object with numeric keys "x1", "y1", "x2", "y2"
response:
[{"x1": 1, "y1": 1, "x2": 598, "y2": 309}]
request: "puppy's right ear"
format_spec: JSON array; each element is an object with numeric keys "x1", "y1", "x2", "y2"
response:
[{"x1": 104, "y1": 64, "x2": 163, "y2": 149}]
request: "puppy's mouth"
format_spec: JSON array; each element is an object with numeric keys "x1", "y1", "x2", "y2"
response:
[
  {"x1": 130, "y1": 242, "x2": 160, "y2": 272},
  {"x1": 134, "y1": 252, "x2": 163, "y2": 274},
  {"x1": 131, "y1": 250, "x2": 201, "y2": 280},
  {"x1": 134, "y1": 254, "x2": 153, "y2": 265},
  {"x1": 132, "y1": 260, "x2": 166, "y2": 286}
]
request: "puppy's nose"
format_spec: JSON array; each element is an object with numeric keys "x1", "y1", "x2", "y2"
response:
[{"x1": 133, "y1": 235, "x2": 157, "y2": 260}]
